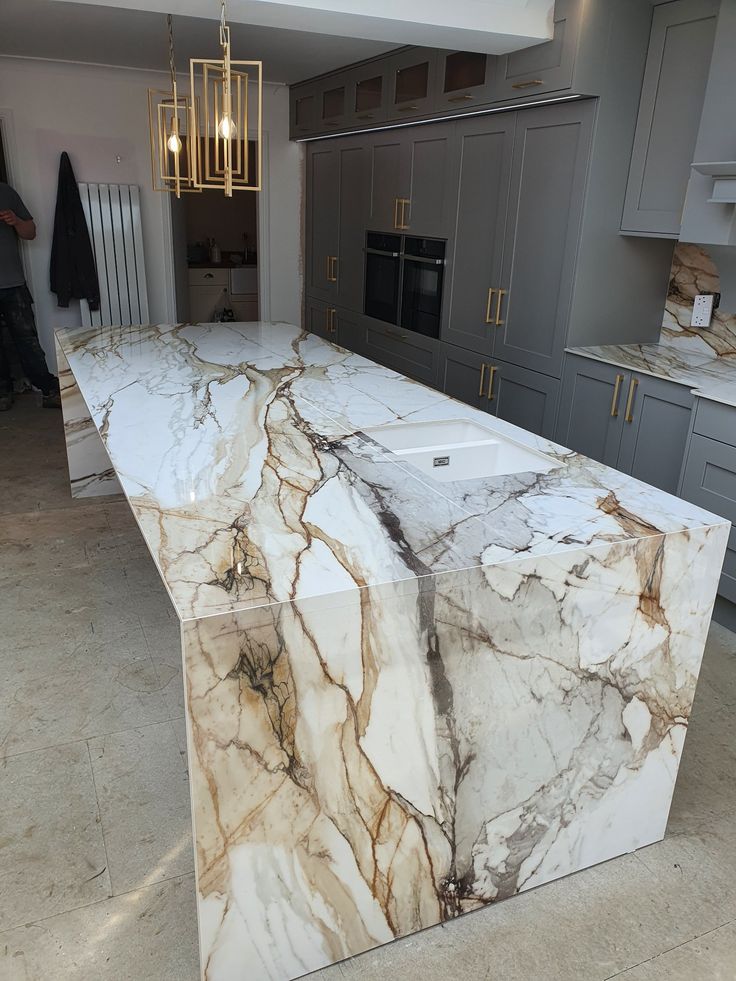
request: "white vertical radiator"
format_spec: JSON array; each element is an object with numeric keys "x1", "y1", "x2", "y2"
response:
[{"x1": 78, "y1": 183, "x2": 149, "y2": 327}]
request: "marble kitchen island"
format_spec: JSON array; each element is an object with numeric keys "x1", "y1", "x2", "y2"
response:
[{"x1": 56, "y1": 320, "x2": 729, "y2": 981}]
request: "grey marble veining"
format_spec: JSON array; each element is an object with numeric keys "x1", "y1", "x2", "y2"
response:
[{"x1": 56, "y1": 320, "x2": 729, "y2": 981}]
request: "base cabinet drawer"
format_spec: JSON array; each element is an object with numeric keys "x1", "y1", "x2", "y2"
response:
[
  {"x1": 680, "y1": 433, "x2": 736, "y2": 526},
  {"x1": 305, "y1": 297, "x2": 337, "y2": 341},
  {"x1": 364, "y1": 322, "x2": 439, "y2": 386}
]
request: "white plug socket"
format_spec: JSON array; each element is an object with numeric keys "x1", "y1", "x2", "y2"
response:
[{"x1": 691, "y1": 293, "x2": 715, "y2": 328}]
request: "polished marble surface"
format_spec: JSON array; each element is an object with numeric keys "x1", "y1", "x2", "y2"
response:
[{"x1": 56, "y1": 321, "x2": 725, "y2": 621}]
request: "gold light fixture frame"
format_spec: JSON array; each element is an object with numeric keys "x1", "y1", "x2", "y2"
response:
[
  {"x1": 148, "y1": 14, "x2": 200, "y2": 197},
  {"x1": 189, "y1": 1, "x2": 263, "y2": 196}
]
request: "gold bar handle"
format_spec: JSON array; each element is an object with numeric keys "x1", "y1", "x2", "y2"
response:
[
  {"x1": 485, "y1": 287, "x2": 496, "y2": 324},
  {"x1": 398, "y1": 198, "x2": 410, "y2": 230},
  {"x1": 487, "y1": 365, "x2": 497, "y2": 401},
  {"x1": 495, "y1": 288, "x2": 507, "y2": 326},
  {"x1": 326, "y1": 255, "x2": 331, "y2": 281},
  {"x1": 394, "y1": 198, "x2": 400, "y2": 230},
  {"x1": 624, "y1": 377, "x2": 639, "y2": 423},
  {"x1": 448, "y1": 93, "x2": 475, "y2": 103},
  {"x1": 330, "y1": 309, "x2": 337, "y2": 333},
  {"x1": 478, "y1": 362, "x2": 487, "y2": 397},
  {"x1": 397, "y1": 105, "x2": 419, "y2": 112},
  {"x1": 512, "y1": 79, "x2": 544, "y2": 90},
  {"x1": 331, "y1": 256, "x2": 338, "y2": 282},
  {"x1": 356, "y1": 113, "x2": 375, "y2": 120},
  {"x1": 610, "y1": 374, "x2": 624, "y2": 417}
]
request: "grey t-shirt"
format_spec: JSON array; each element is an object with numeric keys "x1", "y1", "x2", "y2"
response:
[{"x1": 0, "y1": 182, "x2": 32, "y2": 290}]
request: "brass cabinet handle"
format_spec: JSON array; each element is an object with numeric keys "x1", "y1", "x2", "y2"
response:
[
  {"x1": 495, "y1": 288, "x2": 507, "y2": 326},
  {"x1": 325, "y1": 308, "x2": 337, "y2": 333},
  {"x1": 402, "y1": 198, "x2": 410, "y2": 229},
  {"x1": 485, "y1": 287, "x2": 496, "y2": 324},
  {"x1": 448, "y1": 93, "x2": 474, "y2": 103},
  {"x1": 329, "y1": 256, "x2": 338, "y2": 282},
  {"x1": 478, "y1": 362, "x2": 487, "y2": 397},
  {"x1": 512, "y1": 79, "x2": 544, "y2": 89},
  {"x1": 610, "y1": 374, "x2": 624, "y2": 417},
  {"x1": 624, "y1": 377, "x2": 639, "y2": 423},
  {"x1": 487, "y1": 365, "x2": 497, "y2": 401},
  {"x1": 397, "y1": 105, "x2": 419, "y2": 111},
  {"x1": 394, "y1": 198, "x2": 401, "y2": 230},
  {"x1": 356, "y1": 113, "x2": 375, "y2": 120},
  {"x1": 394, "y1": 198, "x2": 410, "y2": 230}
]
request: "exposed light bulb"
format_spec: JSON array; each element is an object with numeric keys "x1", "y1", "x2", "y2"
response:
[
  {"x1": 218, "y1": 114, "x2": 236, "y2": 139},
  {"x1": 167, "y1": 131, "x2": 182, "y2": 154}
]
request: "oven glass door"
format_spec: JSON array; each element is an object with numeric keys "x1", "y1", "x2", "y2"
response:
[
  {"x1": 400, "y1": 258, "x2": 444, "y2": 338},
  {"x1": 364, "y1": 250, "x2": 401, "y2": 325}
]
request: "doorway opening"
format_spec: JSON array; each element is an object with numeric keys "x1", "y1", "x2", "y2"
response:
[{"x1": 169, "y1": 138, "x2": 260, "y2": 324}]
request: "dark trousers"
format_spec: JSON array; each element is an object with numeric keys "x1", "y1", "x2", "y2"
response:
[{"x1": 0, "y1": 285, "x2": 58, "y2": 397}]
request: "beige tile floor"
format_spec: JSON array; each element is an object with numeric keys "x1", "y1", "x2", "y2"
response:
[{"x1": 1, "y1": 393, "x2": 736, "y2": 980}]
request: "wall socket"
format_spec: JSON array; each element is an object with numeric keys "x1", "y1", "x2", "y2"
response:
[{"x1": 691, "y1": 292, "x2": 720, "y2": 328}]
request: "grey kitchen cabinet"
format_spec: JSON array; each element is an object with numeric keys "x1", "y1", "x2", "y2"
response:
[
  {"x1": 616, "y1": 372, "x2": 694, "y2": 494},
  {"x1": 493, "y1": 99, "x2": 595, "y2": 378},
  {"x1": 556, "y1": 355, "x2": 631, "y2": 467},
  {"x1": 305, "y1": 144, "x2": 339, "y2": 301},
  {"x1": 334, "y1": 308, "x2": 367, "y2": 356},
  {"x1": 387, "y1": 48, "x2": 439, "y2": 121},
  {"x1": 290, "y1": 81, "x2": 318, "y2": 138},
  {"x1": 433, "y1": 50, "x2": 498, "y2": 113},
  {"x1": 493, "y1": 0, "x2": 580, "y2": 102},
  {"x1": 363, "y1": 320, "x2": 439, "y2": 386},
  {"x1": 306, "y1": 137, "x2": 371, "y2": 308},
  {"x1": 444, "y1": 113, "x2": 516, "y2": 357},
  {"x1": 346, "y1": 61, "x2": 390, "y2": 128},
  {"x1": 558, "y1": 354, "x2": 694, "y2": 495},
  {"x1": 680, "y1": 399, "x2": 736, "y2": 603},
  {"x1": 367, "y1": 131, "x2": 409, "y2": 232},
  {"x1": 492, "y1": 360, "x2": 560, "y2": 439},
  {"x1": 621, "y1": 0, "x2": 718, "y2": 238},
  {"x1": 439, "y1": 343, "x2": 560, "y2": 439},
  {"x1": 306, "y1": 296, "x2": 337, "y2": 341}
]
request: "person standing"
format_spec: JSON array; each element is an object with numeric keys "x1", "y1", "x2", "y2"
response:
[{"x1": 0, "y1": 182, "x2": 60, "y2": 411}]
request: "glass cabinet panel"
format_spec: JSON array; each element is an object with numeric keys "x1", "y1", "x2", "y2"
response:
[
  {"x1": 322, "y1": 86, "x2": 345, "y2": 120},
  {"x1": 444, "y1": 52, "x2": 487, "y2": 92},
  {"x1": 355, "y1": 75, "x2": 383, "y2": 113},
  {"x1": 295, "y1": 94, "x2": 314, "y2": 130},
  {"x1": 395, "y1": 61, "x2": 429, "y2": 104}
]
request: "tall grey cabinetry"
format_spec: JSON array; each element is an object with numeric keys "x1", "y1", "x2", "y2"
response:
[{"x1": 556, "y1": 354, "x2": 694, "y2": 495}]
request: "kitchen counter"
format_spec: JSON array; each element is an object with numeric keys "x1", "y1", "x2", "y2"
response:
[
  {"x1": 567, "y1": 341, "x2": 736, "y2": 407},
  {"x1": 56, "y1": 321, "x2": 728, "y2": 981}
]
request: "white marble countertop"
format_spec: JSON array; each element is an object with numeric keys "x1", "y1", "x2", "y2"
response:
[
  {"x1": 56, "y1": 322, "x2": 723, "y2": 621},
  {"x1": 567, "y1": 342, "x2": 736, "y2": 408}
]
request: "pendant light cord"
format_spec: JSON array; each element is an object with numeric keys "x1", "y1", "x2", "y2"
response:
[{"x1": 167, "y1": 14, "x2": 177, "y2": 88}]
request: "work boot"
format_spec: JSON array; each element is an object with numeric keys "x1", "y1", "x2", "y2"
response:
[
  {"x1": 42, "y1": 390, "x2": 62, "y2": 409},
  {"x1": 0, "y1": 393, "x2": 13, "y2": 412}
]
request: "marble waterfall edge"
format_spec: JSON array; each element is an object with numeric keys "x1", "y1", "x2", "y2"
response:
[
  {"x1": 185, "y1": 526, "x2": 724, "y2": 980},
  {"x1": 54, "y1": 321, "x2": 730, "y2": 981}
]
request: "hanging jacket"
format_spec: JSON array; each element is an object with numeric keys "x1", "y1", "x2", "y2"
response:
[{"x1": 49, "y1": 152, "x2": 100, "y2": 310}]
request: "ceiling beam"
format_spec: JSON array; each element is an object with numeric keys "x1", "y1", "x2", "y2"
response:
[{"x1": 49, "y1": 0, "x2": 555, "y2": 55}]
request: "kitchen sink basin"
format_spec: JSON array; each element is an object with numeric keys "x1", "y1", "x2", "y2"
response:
[{"x1": 363, "y1": 418, "x2": 560, "y2": 482}]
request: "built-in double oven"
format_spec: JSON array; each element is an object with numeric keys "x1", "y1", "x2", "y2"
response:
[{"x1": 364, "y1": 231, "x2": 447, "y2": 339}]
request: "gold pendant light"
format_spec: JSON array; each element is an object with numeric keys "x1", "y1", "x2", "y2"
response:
[
  {"x1": 148, "y1": 15, "x2": 199, "y2": 197},
  {"x1": 189, "y1": 0, "x2": 263, "y2": 196}
]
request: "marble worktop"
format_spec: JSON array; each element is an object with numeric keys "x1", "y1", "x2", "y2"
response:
[
  {"x1": 55, "y1": 321, "x2": 723, "y2": 623},
  {"x1": 566, "y1": 342, "x2": 736, "y2": 408}
]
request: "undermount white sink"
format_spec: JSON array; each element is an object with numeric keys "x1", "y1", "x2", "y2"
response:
[{"x1": 364, "y1": 419, "x2": 560, "y2": 482}]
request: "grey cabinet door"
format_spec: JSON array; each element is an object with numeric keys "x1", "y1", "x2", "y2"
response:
[
  {"x1": 680, "y1": 433, "x2": 736, "y2": 527},
  {"x1": 621, "y1": 0, "x2": 718, "y2": 238},
  {"x1": 335, "y1": 308, "x2": 367, "y2": 357},
  {"x1": 290, "y1": 82, "x2": 318, "y2": 139},
  {"x1": 493, "y1": 100, "x2": 594, "y2": 377},
  {"x1": 616, "y1": 374, "x2": 694, "y2": 495},
  {"x1": 337, "y1": 141, "x2": 371, "y2": 310},
  {"x1": 345, "y1": 61, "x2": 390, "y2": 129},
  {"x1": 363, "y1": 321, "x2": 439, "y2": 386},
  {"x1": 434, "y1": 50, "x2": 498, "y2": 113},
  {"x1": 556, "y1": 355, "x2": 626, "y2": 466},
  {"x1": 368, "y1": 133, "x2": 410, "y2": 232},
  {"x1": 305, "y1": 296, "x2": 336, "y2": 341},
  {"x1": 306, "y1": 144, "x2": 339, "y2": 300},
  {"x1": 493, "y1": 359, "x2": 560, "y2": 439},
  {"x1": 444, "y1": 113, "x2": 515, "y2": 357},
  {"x1": 403, "y1": 122, "x2": 459, "y2": 239},
  {"x1": 386, "y1": 49, "x2": 439, "y2": 120},
  {"x1": 439, "y1": 342, "x2": 492, "y2": 411},
  {"x1": 493, "y1": 0, "x2": 580, "y2": 101}
]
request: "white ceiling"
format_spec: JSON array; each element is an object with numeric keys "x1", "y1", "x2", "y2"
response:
[{"x1": 0, "y1": 0, "x2": 398, "y2": 83}]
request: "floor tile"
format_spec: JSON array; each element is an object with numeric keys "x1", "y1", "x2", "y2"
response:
[
  {"x1": 615, "y1": 919, "x2": 736, "y2": 980},
  {"x1": 88, "y1": 722, "x2": 194, "y2": 895},
  {"x1": 143, "y1": 621, "x2": 185, "y2": 719},
  {"x1": 0, "y1": 743, "x2": 110, "y2": 931},
  {"x1": 0, "y1": 628, "x2": 173, "y2": 758},
  {"x1": 0, "y1": 874, "x2": 199, "y2": 981}
]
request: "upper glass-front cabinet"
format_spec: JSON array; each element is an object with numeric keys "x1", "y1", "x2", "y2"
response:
[
  {"x1": 345, "y1": 61, "x2": 390, "y2": 127},
  {"x1": 320, "y1": 75, "x2": 348, "y2": 129},
  {"x1": 387, "y1": 49, "x2": 438, "y2": 119},
  {"x1": 290, "y1": 82, "x2": 317, "y2": 136},
  {"x1": 435, "y1": 50, "x2": 497, "y2": 109}
]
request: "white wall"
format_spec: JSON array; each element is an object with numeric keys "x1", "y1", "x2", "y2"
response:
[{"x1": 0, "y1": 57, "x2": 303, "y2": 370}]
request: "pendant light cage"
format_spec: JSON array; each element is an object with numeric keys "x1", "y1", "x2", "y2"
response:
[
  {"x1": 189, "y1": 1, "x2": 263, "y2": 195},
  {"x1": 148, "y1": 14, "x2": 200, "y2": 197}
]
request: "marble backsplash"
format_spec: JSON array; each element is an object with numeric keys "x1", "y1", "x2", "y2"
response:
[{"x1": 662, "y1": 244, "x2": 736, "y2": 358}]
